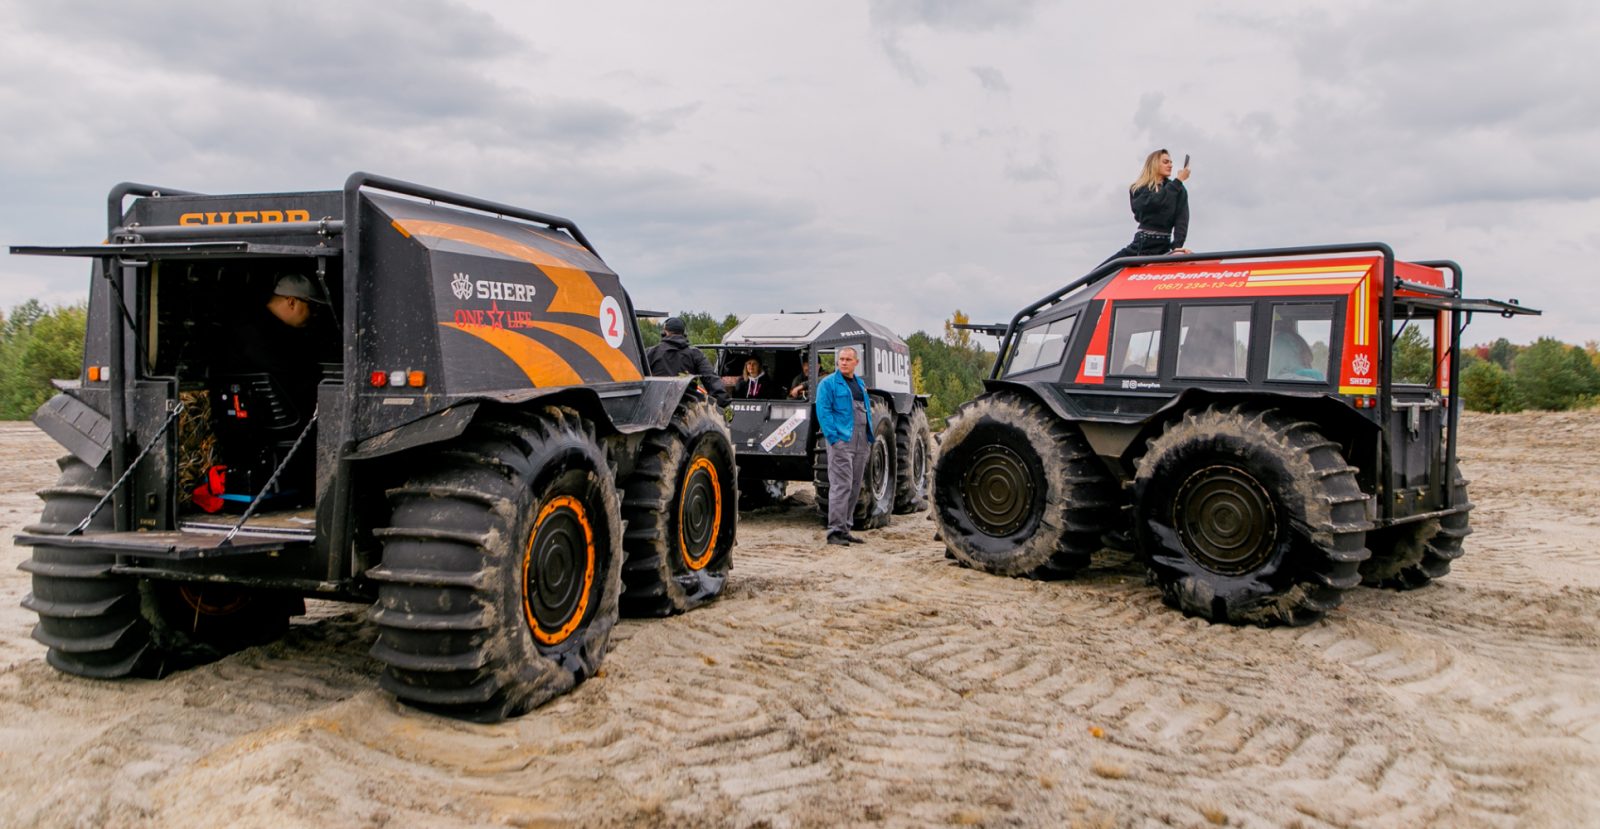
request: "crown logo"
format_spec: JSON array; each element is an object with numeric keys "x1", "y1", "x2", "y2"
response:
[
  {"x1": 450, "y1": 272, "x2": 473, "y2": 300},
  {"x1": 1351, "y1": 353, "x2": 1371, "y2": 376}
]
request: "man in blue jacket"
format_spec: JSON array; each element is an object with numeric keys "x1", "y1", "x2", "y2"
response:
[{"x1": 816, "y1": 346, "x2": 871, "y2": 545}]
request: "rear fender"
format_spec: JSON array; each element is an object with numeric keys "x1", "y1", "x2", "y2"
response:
[{"x1": 31, "y1": 392, "x2": 112, "y2": 469}]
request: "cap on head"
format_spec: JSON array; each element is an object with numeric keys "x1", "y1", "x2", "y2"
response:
[
  {"x1": 662, "y1": 316, "x2": 686, "y2": 334},
  {"x1": 272, "y1": 273, "x2": 328, "y2": 305}
]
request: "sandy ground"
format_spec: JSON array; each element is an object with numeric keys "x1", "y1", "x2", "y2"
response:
[{"x1": 0, "y1": 412, "x2": 1597, "y2": 828}]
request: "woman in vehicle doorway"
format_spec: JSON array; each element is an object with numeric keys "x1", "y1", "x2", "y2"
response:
[{"x1": 1104, "y1": 148, "x2": 1191, "y2": 262}]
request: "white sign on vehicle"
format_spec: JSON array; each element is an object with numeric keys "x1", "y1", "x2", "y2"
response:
[
  {"x1": 873, "y1": 346, "x2": 912, "y2": 394},
  {"x1": 760, "y1": 410, "x2": 809, "y2": 452},
  {"x1": 598, "y1": 296, "x2": 625, "y2": 348}
]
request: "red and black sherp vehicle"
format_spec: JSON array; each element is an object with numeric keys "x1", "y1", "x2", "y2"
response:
[
  {"x1": 11, "y1": 174, "x2": 737, "y2": 720},
  {"x1": 934, "y1": 243, "x2": 1537, "y2": 626}
]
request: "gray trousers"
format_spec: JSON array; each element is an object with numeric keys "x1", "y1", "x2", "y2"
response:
[{"x1": 826, "y1": 407, "x2": 870, "y2": 536}]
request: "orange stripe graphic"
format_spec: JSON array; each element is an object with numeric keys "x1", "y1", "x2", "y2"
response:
[
  {"x1": 521, "y1": 321, "x2": 641, "y2": 381},
  {"x1": 397, "y1": 219, "x2": 604, "y2": 314},
  {"x1": 441, "y1": 323, "x2": 583, "y2": 386}
]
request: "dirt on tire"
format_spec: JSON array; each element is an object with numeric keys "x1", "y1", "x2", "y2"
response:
[{"x1": 1, "y1": 412, "x2": 1597, "y2": 827}]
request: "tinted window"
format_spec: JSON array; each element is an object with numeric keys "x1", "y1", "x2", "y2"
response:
[
  {"x1": 1268, "y1": 304, "x2": 1333, "y2": 382},
  {"x1": 1110, "y1": 306, "x2": 1163, "y2": 376},
  {"x1": 1177, "y1": 305, "x2": 1251, "y2": 379},
  {"x1": 1008, "y1": 314, "x2": 1077, "y2": 374}
]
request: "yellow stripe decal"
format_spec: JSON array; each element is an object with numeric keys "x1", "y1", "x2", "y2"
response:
[
  {"x1": 1339, "y1": 385, "x2": 1376, "y2": 395},
  {"x1": 1355, "y1": 276, "x2": 1370, "y2": 346},
  {"x1": 1251, "y1": 266, "x2": 1371, "y2": 276},
  {"x1": 521, "y1": 321, "x2": 642, "y2": 381},
  {"x1": 397, "y1": 219, "x2": 605, "y2": 315},
  {"x1": 440, "y1": 323, "x2": 583, "y2": 387},
  {"x1": 1244, "y1": 278, "x2": 1363, "y2": 288}
]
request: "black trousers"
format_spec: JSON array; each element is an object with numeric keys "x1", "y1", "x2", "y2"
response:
[{"x1": 1103, "y1": 231, "x2": 1173, "y2": 265}]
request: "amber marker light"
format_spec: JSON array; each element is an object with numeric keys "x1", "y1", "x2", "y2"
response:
[
  {"x1": 408, "y1": 370, "x2": 425, "y2": 387},
  {"x1": 87, "y1": 366, "x2": 101, "y2": 381}
]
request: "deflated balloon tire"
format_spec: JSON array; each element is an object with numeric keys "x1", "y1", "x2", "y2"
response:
[
  {"x1": 1360, "y1": 476, "x2": 1471, "y2": 590},
  {"x1": 369, "y1": 407, "x2": 622, "y2": 722},
  {"x1": 933, "y1": 392, "x2": 1117, "y2": 578},
  {"x1": 620, "y1": 396, "x2": 737, "y2": 616},
  {"x1": 893, "y1": 405, "x2": 933, "y2": 514},
  {"x1": 21, "y1": 456, "x2": 295, "y2": 679},
  {"x1": 1134, "y1": 405, "x2": 1371, "y2": 627}
]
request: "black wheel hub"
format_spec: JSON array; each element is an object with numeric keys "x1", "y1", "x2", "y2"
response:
[
  {"x1": 1173, "y1": 465, "x2": 1278, "y2": 574},
  {"x1": 525, "y1": 499, "x2": 590, "y2": 638},
  {"x1": 679, "y1": 456, "x2": 720, "y2": 570},
  {"x1": 869, "y1": 436, "x2": 891, "y2": 503},
  {"x1": 961, "y1": 444, "x2": 1035, "y2": 536}
]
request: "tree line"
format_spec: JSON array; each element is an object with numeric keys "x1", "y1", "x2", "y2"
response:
[{"x1": 0, "y1": 300, "x2": 87, "y2": 420}]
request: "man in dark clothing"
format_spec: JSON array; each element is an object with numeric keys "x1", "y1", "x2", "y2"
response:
[
  {"x1": 207, "y1": 273, "x2": 338, "y2": 509},
  {"x1": 645, "y1": 316, "x2": 730, "y2": 405}
]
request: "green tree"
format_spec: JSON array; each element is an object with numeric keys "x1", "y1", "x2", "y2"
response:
[
  {"x1": 907, "y1": 312, "x2": 995, "y2": 429},
  {"x1": 0, "y1": 301, "x2": 88, "y2": 419},
  {"x1": 1391, "y1": 324, "x2": 1434, "y2": 385},
  {"x1": 637, "y1": 311, "x2": 741, "y2": 368},
  {"x1": 1512, "y1": 337, "x2": 1600, "y2": 411},
  {"x1": 1460, "y1": 360, "x2": 1521, "y2": 413},
  {"x1": 1486, "y1": 337, "x2": 1517, "y2": 370}
]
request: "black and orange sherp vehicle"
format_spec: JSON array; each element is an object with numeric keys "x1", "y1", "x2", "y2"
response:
[
  {"x1": 10, "y1": 174, "x2": 737, "y2": 721},
  {"x1": 933, "y1": 243, "x2": 1538, "y2": 626}
]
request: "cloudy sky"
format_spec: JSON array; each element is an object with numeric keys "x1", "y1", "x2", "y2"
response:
[{"x1": 1, "y1": 0, "x2": 1594, "y2": 347}]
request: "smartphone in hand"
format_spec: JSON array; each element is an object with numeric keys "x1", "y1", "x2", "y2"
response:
[{"x1": 1183, "y1": 154, "x2": 1191, "y2": 169}]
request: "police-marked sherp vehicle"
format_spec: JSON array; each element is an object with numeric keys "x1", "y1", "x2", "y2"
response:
[
  {"x1": 933, "y1": 243, "x2": 1537, "y2": 626},
  {"x1": 11, "y1": 174, "x2": 737, "y2": 721},
  {"x1": 712, "y1": 312, "x2": 932, "y2": 526}
]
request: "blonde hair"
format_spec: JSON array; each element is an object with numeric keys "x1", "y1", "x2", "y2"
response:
[{"x1": 1130, "y1": 149, "x2": 1170, "y2": 193}]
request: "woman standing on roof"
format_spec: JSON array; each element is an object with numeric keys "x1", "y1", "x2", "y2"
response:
[{"x1": 1104, "y1": 149, "x2": 1191, "y2": 262}]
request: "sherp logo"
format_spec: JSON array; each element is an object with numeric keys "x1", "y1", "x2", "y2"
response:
[
  {"x1": 1351, "y1": 353, "x2": 1371, "y2": 376},
  {"x1": 451, "y1": 272, "x2": 473, "y2": 300}
]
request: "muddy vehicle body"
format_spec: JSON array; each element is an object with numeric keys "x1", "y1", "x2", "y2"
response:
[
  {"x1": 712, "y1": 312, "x2": 932, "y2": 525},
  {"x1": 12, "y1": 174, "x2": 737, "y2": 720},
  {"x1": 934, "y1": 243, "x2": 1537, "y2": 625}
]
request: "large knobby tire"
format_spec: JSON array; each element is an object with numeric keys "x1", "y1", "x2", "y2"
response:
[
  {"x1": 813, "y1": 403, "x2": 896, "y2": 531},
  {"x1": 21, "y1": 456, "x2": 148, "y2": 678},
  {"x1": 620, "y1": 396, "x2": 738, "y2": 616},
  {"x1": 1134, "y1": 406, "x2": 1371, "y2": 627},
  {"x1": 1360, "y1": 477, "x2": 1471, "y2": 590},
  {"x1": 893, "y1": 405, "x2": 933, "y2": 514},
  {"x1": 21, "y1": 456, "x2": 295, "y2": 678},
  {"x1": 369, "y1": 408, "x2": 622, "y2": 722},
  {"x1": 933, "y1": 392, "x2": 1118, "y2": 578}
]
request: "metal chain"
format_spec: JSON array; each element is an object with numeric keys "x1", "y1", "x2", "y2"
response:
[{"x1": 221, "y1": 408, "x2": 319, "y2": 545}]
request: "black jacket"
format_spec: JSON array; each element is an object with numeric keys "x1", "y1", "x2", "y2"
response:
[
  {"x1": 734, "y1": 374, "x2": 783, "y2": 400},
  {"x1": 1130, "y1": 179, "x2": 1189, "y2": 248},
  {"x1": 645, "y1": 334, "x2": 730, "y2": 404}
]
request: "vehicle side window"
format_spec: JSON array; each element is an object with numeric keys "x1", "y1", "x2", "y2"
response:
[
  {"x1": 1268, "y1": 304, "x2": 1333, "y2": 382},
  {"x1": 1008, "y1": 314, "x2": 1077, "y2": 374},
  {"x1": 1176, "y1": 305, "x2": 1250, "y2": 379},
  {"x1": 1391, "y1": 314, "x2": 1437, "y2": 385},
  {"x1": 1109, "y1": 306, "x2": 1162, "y2": 376}
]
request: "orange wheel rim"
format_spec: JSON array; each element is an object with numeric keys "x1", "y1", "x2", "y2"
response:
[
  {"x1": 523, "y1": 494, "x2": 596, "y2": 646},
  {"x1": 178, "y1": 585, "x2": 249, "y2": 616},
  {"x1": 678, "y1": 456, "x2": 722, "y2": 571}
]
